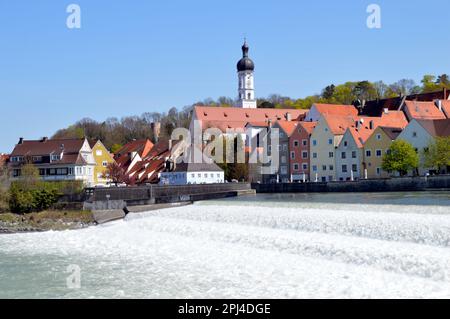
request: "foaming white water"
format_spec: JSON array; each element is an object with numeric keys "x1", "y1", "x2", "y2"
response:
[{"x1": 1, "y1": 194, "x2": 450, "y2": 298}]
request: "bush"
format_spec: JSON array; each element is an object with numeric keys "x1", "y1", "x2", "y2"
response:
[{"x1": 9, "y1": 182, "x2": 61, "y2": 214}]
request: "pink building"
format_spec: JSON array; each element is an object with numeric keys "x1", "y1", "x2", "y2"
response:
[{"x1": 289, "y1": 121, "x2": 317, "y2": 182}]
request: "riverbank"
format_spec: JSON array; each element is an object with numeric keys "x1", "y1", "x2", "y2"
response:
[{"x1": 0, "y1": 210, "x2": 95, "y2": 234}]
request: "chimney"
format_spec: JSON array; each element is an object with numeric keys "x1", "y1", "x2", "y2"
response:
[
  {"x1": 18, "y1": 137, "x2": 24, "y2": 145},
  {"x1": 369, "y1": 120, "x2": 374, "y2": 130},
  {"x1": 168, "y1": 139, "x2": 173, "y2": 150},
  {"x1": 355, "y1": 121, "x2": 360, "y2": 129},
  {"x1": 41, "y1": 137, "x2": 48, "y2": 143},
  {"x1": 383, "y1": 108, "x2": 389, "y2": 114},
  {"x1": 285, "y1": 112, "x2": 292, "y2": 121}
]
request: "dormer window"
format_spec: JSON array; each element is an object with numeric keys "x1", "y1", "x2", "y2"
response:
[{"x1": 51, "y1": 154, "x2": 61, "y2": 162}]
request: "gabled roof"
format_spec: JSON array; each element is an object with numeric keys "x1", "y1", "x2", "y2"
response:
[
  {"x1": 404, "y1": 101, "x2": 446, "y2": 120},
  {"x1": 415, "y1": 119, "x2": 450, "y2": 137},
  {"x1": 296, "y1": 121, "x2": 317, "y2": 136},
  {"x1": 194, "y1": 106, "x2": 307, "y2": 132},
  {"x1": 114, "y1": 139, "x2": 154, "y2": 158},
  {"x1": 321, "y1": 114, "x2": 358, "y2": 135},
  {"x1": 360, "y1": 89, "x2": 450, "y2": 117},
  {"x1": 172, "y1": 162, "x2": 223, "y2": 173},
  {"x1": 10, "y1": 138, "x2": 86, "y2": 157},
  {"x1": 274, "y1": 121, "x2": 298, "y2": 137},
  {"x1": 312, "y1": 103, "x2": 359, "y2": 117},
  {"x1": 379, "y1": 127, "x2": 404, "y2": 140}
]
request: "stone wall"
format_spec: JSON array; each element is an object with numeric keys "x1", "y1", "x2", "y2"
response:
[{"x1": 253, "y1": 175, "x2": 450, "y2": 193}]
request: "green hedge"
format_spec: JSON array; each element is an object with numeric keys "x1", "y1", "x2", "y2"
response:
[{"x1": 8, "y1": 180, "x2": 83, "y2": 214}]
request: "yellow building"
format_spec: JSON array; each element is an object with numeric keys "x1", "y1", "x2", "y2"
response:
[
  {"x1": 89, "y1": 140, "x2": 115, "y2": 186},
  {"x1": 363, "y1": 127, "x2": 403, "y2": 179}
]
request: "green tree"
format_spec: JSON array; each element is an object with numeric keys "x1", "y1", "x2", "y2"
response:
[
  {"x1": 382, "y1": 140, "x2": 419, "y2": 176},
  {"x1": 423, "y1": 137, "x2": 450, "y2": 173},
  {"x1": 421, "y1": 75, "x2": 440, "y2": 93}
]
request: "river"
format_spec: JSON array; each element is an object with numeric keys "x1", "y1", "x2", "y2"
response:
[{"x1": 1, "y1": 191, "x2": 450, "y2": 298}]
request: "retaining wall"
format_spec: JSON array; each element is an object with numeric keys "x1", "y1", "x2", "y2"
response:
[{"x1": 252, "y1": 175, "x2": 450, "y2": 193}]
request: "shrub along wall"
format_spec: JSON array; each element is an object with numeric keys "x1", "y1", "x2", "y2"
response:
[{"x1": 8, "y1": 180, "x2": 84, "y2": 214}]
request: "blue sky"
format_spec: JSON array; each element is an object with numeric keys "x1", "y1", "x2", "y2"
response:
[{"x1": 1, "y1": 0, "x2": 449, "y2": 152}]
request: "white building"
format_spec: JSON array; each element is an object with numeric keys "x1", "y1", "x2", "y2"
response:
[
  {"x1": 397, "y1": 118, "x2": 450, "y2": 175},
  {"x1": 9, "y1": 137, "x2": 96, "y2": 186},
  {"x1": 159, "y1": 162, "x2": 224, "y2": 185}
]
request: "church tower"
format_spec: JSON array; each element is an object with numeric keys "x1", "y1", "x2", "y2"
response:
[{"x1": 236, "y1": 41, "x2": 257, "y2": 108}]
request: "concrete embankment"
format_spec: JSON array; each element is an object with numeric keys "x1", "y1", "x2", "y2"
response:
[
  {"x1": 252, "y1": 175, "x2": 450, "y2": 193},
  {"x1": 85, "y1": 184, "x2": 255, "y2": 224}
]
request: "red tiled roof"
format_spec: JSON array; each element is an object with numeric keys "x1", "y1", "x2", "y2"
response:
[
  {"x1": 115, "y1": 139, "x2": 154, "y2": 158},
  {"x1": 322, "y1": 114, "x2": 358, "y2": 135},
  {"x1": 194, "y1": 106, "x2": 308, "y2": 132},
  {"x1": 298, "y1": 121, "x2": 317, "y2": 134},
  {"x1": 313, "y1": 104, "x2": 359, "y2": 117},
  {"x1": 416, "y1": 119, "x2": 450, "y2": 137},
  {"x1": 440, "y1": 100, "x2": 450, "y2": 118},
  {"x1": 10, "y1": 138, "x2": 86, "y2": 157},
  {"x1": 404, "y1": 101, "x2": 446, "y2": 120},
  {"x1": 275, "y1": 121, "x2": 298, "y2": 137}
]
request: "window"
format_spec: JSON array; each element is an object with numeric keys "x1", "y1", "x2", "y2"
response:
[
  {"x1": 102, "y1": 161, "x2": 108, "y2": 167},
  {"x1": 352, "y1": 164, "x2": 358, "y2": 172},
  {"x1": 366, "y1": 150, "x2": 372, "y2": 157},
  {"x1": 313, "y1": 153, "x2": 317, "y2": 159},
  {"x1": 322, "y1": 165, "x2": 327, "y2": 171},
  {"x1": 376, "y1": 150, "x2": 382, "y2": 157},
  {"x1": 96, "y1": 150, "x2": 103, "y2": 156},
  {"x1": 386, "y1": 149, "x2": 391, "y2": 155},
  {"x1": 312, "y1": 140, "x2": 317, "y2": 146},
  {"x1": 290, "y1": 152, "x2": 295, "y2": 160},
  {"x1": 341, "y1": 152, "x2": 346, "y2": 159},
  {"x1": 352, "y1": 151, "x2": 357, "y2": 159},
  {"x1": 328, "y1": 139, "x2": 333, "y2": 145},
  {"x1": 376, "y1": 167, "x2": 381, "y2": 175},
  {"x1": 344, "y1": 141, "x2": 348, "y2": 147},
  {"x1": 204, "y1": 173, "x2": 208, "y2": 178},
  {"x1": 302, "y1": 163, "x2": 308, "y2": 170},
  {"x1": 68, "y1": 168, "x2": 73, "y2": 175},
  {"x1": 329, "y1": 152, "x2": 334, "y2": 158},
  {"x1": 210, "y1": 174, "x2": 214, "y2": 178},
  {"x1": 217, "y1": 173, "x2": 220, "y2": 178},
  {"x1": 293, "y1": 163, "x2": 299, "y2": 171},
  {"x1": 280, "y1": 166, "x2": 288, "y2": 175},
  {"x1": 312, "y1": 165, "x2": 318, "y2": 172},
  {"x1": 322, "y1": 177, "x2": 326, "y2": 182},
  {"x1": 302, "y1": 139, "x2": 308, "y2": 146},
  {"x1": 281, "y1": 156, "x2": 287, "y2": 164},
  {"x1": 283, "y1": 145, "x2": 288, "y2": 151},
  {"x1": 51, "y1": 154, "x2": 61, "y2": 161},
  {"x1": 376, "y1": 134, "x2": 382, "y2": 140},
  {"x1": 32, "y1": 156, "x2": 42, "y2": 162},
  {"x1": 293, "y1": 140, "x2": 299, "y2": 147},
  {"x1": 329, "y1": 165, "x2": 334, "y2": 171},
  {"x1": 342, "y1": 165, "x2": 348, "y2": 173},
  {"x1": 13, "y1": 169, "x2": 21, "y2": 177},
  {"x1": 191, "y1": 174, "x2": 195, "y2": 178},
  {"x1": 198, "y1": 173, "x2": 201, "y2": 178},
  {"x1": 412, "y1": 132, "x2": 417, "y2": 138},
  {"x1": 302, "y1": 151, "x2": 308, "y2": 159},
  {"x1": 39, "y1": 169, "x2": 46, "y2": 176}
]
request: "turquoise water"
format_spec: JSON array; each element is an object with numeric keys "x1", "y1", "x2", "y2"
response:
[{"x1": 1, "y1": 191, "x2": 450, "y2": 299}]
